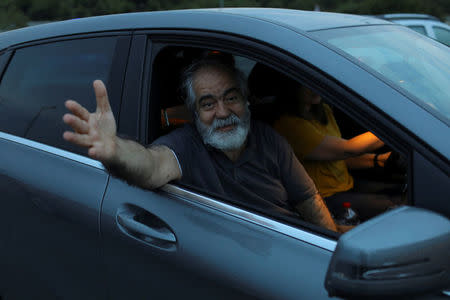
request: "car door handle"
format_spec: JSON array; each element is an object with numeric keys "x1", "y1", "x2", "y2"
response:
[{"x1": 116, "y1": 207, "x2": 176, "y2": 244}]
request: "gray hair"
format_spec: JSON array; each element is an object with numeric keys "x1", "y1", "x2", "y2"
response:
[{"x1": 181, "y1": 58, "x2": 249, "y2": 114}]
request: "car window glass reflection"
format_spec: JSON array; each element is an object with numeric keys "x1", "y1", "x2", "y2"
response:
[
  {"x1": 0, "y1": 37, "x2": 116, "y2": 155},
  {"x1": 313, "y1": 26, "x2": 450, "y2": 125},
  {"x1": 408, "y1": 25, "x2": 426, "y2": 35},
  {"x1": 432, "y1": 26, "x2": 450, "y2": 46}
]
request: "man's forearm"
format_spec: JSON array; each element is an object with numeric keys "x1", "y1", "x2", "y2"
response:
[
  {"x1": 105, "y1": 138, "x2": 181, "y2": 189},
  {"x1": 103, "y1": 137, "x2": 158, "y2": 188},
  {"x1": 296, "y1": 194, "x2": 338, "y2": 232},
  {"x1": 347, "y1": 131, "x2": 384, "y2": 155},
  {"x1": 346, "y1": 152, "x2": 391, "y2": 170},
  {"x1": 345, "y1": 153, "x2": 374, "y2": 169}
]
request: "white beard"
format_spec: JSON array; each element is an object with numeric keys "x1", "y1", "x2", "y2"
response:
[{"x1": 195, "y1": 107, "x2": 251, "y2": 152}]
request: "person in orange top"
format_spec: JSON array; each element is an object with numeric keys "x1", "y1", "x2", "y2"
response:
[{"x1": 274, "y1": 85, "x2": 402, "y2": 221}]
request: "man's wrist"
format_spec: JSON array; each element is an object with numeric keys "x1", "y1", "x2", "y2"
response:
[{"x1": 102, "y1": 135, "x2": 121, "y2": 167}]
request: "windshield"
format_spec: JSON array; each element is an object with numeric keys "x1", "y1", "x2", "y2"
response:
[{"x1": 312, "y1": 25, "x2": 450, "y2": 124}]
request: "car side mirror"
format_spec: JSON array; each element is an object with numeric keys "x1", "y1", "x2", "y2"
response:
[{"x1": 325, "y1": 206, "x2": 450, "y2": 298}]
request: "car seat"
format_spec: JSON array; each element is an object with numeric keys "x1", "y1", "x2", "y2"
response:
[{"x1": 247, "y1": 63, "x2": 296, "y2": 125}]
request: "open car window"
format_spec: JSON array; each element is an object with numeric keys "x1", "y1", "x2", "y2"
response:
[{"x1": 148, "y1": 44, "x2": 410, "y2": 237}]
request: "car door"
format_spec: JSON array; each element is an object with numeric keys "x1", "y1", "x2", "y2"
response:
[
  {"x1": 100, "y1": 28, "x2": 449, "y2": 299},
  {"x1": 99, "y1": 32, "x2": 340, "y2": 300},
  {"x1": 102, "y1": 178, "x2": 336, "y2": 299},
  {"x1": 0, "y1": 34, "x2": 130, "y2": 299}
]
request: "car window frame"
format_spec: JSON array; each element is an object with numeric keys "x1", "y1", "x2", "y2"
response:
[
  {"x1": 129, "y1": 30, "x2": 445, "y2": 235},
  {"x1": 139, "y1": 30, "x2": 413, "y2": 146},
  {"x1": 0, "y1": 50, "x2": 12, "y2": 80}
]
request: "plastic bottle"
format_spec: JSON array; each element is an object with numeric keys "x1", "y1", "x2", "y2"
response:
[{"x1": 336, "y1": 202, "x2": 360, "y2": 226}]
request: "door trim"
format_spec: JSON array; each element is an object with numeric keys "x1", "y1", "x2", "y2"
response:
[
  {"x1": 0, "y1": 131, "x2": 104, "y2": 169},
  {"x1": 160, "y1": 184, "x2": 337, "y2": 252}
]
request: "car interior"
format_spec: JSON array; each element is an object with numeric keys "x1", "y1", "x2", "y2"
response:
[{"x1": 148, "y1": 45, "x2": 409, "y2": 232}]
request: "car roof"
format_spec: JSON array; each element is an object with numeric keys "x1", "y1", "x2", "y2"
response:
[
  {"x1": 0, "y1": 8, "x2": 390, "y2": 51},
  {"x1": 206, "y1": 8, "x2": 388, "y2": 30}
]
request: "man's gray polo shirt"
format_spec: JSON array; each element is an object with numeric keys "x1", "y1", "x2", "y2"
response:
[{"x1": 153, "y1": 120, "x2": 317, "y2": 212}]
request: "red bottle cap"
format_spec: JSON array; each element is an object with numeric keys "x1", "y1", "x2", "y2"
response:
[{"x1": 343, "y1": 202, "x2": 351, "y2": 208}]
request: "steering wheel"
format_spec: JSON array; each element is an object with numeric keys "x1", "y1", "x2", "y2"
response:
[{"x1": 384, "y1": 151, "x2": 407, "y2": 175}]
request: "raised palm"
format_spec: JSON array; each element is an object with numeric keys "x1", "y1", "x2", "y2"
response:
[{"x1": 63, "y1": 80, "x2": 117, "y2": 163}]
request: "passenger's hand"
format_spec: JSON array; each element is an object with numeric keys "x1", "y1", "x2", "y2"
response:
[
  {"x1": 384, "y1": 151, "x2": 407, "y2": 173},
  {"x1": 63, "y1": 80, "x2": 117, "y2": 162},
  {"x1": 375, "y1": 152, "x2": 391, "y2": 168}
]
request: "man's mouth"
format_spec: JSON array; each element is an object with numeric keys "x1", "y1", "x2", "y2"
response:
[{"x1": 215, "y1": 124, "x2": 236, "y2": 132}]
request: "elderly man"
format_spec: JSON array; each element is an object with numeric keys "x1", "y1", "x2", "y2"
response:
[{"x1": 63, "y1": 58, "x2": 338, "y2": 232}]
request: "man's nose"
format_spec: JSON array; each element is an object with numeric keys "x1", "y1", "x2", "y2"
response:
[{"x1": 215, "y1": 99, "x2": 230, "y2": 118}]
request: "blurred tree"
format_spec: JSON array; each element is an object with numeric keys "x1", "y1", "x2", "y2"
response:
[
  {"x1": 0, "y1": 0, "x2": 29, "y2": 30},
  {"x1": 286, "y1": 0, "x2": 321, "y2": 10},
  {"x1": 131, "y1": 0, "x2": 148, "y2": 10},
  {"x1": 145, "y1": 0, "x2": 163, "y2": 11},
  {"x1": 336, "y1": 0, "x2": 449, "y2": 20},
  {"x1": 97, "y1": 0, "x2": 136, "y2": 14},
  {"x1": 4, "y1": 0, "x2": 449, "y2": 24},
  {"x1": 69, "y1": 0, "x2": 103, "y2": 18},
  {"x1": 28, "y1": 0, "x2": 63, "y2": 20}
]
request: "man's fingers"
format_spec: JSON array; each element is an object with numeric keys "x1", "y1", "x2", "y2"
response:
[
  {"x1": 63, "y1": 131, "x2": 92, "y2": 147},
  {"x1": 63, "y1": 113, "x2": 89, "y2": 133},
  {"x1": 65, "y1": 100, "x2": 90, "y2": 121},
  {"x1": 93, "y1": 80, "x2": 112, "y2": 113}
]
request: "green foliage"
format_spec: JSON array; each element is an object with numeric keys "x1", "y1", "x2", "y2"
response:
[
  {"x1": 0, "y1": 0, "x2": 29, "y2": 30},
  {"x1": 335, "y1": 0, "x2": 449, "y2": 20},
  {"x1": 3, "y1": 0, "x2": 449, "y2": 25}
]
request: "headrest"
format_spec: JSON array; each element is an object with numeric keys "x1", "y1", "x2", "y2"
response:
[{"x1": 247, "y1": 63, "x2": 296, "y2": 104}]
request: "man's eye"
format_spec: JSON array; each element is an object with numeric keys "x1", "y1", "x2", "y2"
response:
[
  {"x1": 201, "y1": 101, "x2": 215, "y2": 110},
  {"x1": 225, "y1": 95, "x2": 239, "y2": 103}
]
